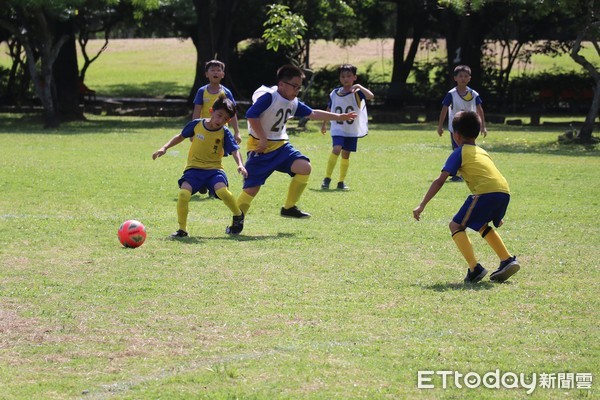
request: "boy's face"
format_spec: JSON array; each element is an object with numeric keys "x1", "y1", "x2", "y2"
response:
[
  {"x1": 339, "y1": 70, "x2": 357, "y2": 87},
  {"x1": 278, "y1": 76, "x2": 302, "y2": 100},
  {"x1": 453, "y1": 71, "x2": 471, "y2": 87},
  {"x1": 205, "y1": 66, "x2": 224, "y2": 84},
  {"x1": 208, "y1": 108, "x2": 231, "y2": 129}
]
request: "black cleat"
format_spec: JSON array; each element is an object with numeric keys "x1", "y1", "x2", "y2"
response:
[
  {"x1": 321, "y1": 177, "x2": 331, "y2": 189},
  {"x1": 490, "y1": 256, "x2": 520, "y2": 282},
  {"x1": 170, "y1": 229, "x2": 188, "y2": 238},
  {"x1": 337, "y1": 181, "x2": 349, "y2": 191},
  {"x1": 464, "y1": 264, "x2": 488, "y2": 284},
  {"x1": 226, "y1": 212, "x2": 245, "y2": 235},
  {"x1": 280, "y1": 206, "x2": 311, "y2": 219}
]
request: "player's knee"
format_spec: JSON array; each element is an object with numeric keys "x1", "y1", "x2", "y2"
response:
[{"x1": 449, "y1": 221, "x2": 461, "y2": 232}]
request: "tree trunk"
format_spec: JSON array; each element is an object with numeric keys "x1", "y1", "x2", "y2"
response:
[
  {"x1": 188, "y1": 0, "x2": 238, "y2": 103},
  {"x1": 579, "y1": 79, "x2": 600, "y2": 140},
  {"x1": 53, "y1": 19, "x2": 84, "y2": 122}
]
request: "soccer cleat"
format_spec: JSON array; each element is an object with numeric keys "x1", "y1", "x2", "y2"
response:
[
  {"x1": 226, "y1": 212, "x2": 245, "y2": 235},
  {"x1": 280, "y1": 206, "x2": 311, "y2": 219},
  {"x1": 337, "y1": 181, "x2": 349, "y2": 191},
  {"x1": 321, "y1": 177, "x2": 331, "y2": 189},
  {"x1": 490, "y1": 256, "x2": 520, "y2": 283},
  {"x1": 198, "y1": 186, "x2": 208, "y2": 195},
  {"x1": 464, "y1": 264, "x2": 488, "y2": 284},
  {"x1": 450, "y1": 175, "x2": 464, "y2": 182},
  {"x1": 170, "y1": 229, "x2": 188, "y2": 238}
]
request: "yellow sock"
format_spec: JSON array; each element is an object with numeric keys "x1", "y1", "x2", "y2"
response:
[
  {"x1": 237, "y1": 191, "x2": 255, "y2": 215},
  {"x1": 284, "y1": 174, "x2": 310, "y2": 209},
  {"x1": 325, "y1": 153, "x2": 338, "y2": 178},
  {"x1": 482, "y1": 227, "x2": 511, "y2": 260},
  {"x1": 216, "y1": 187, "x2": 242, "y2": 216},
  {"x1": 339, "y1": 158, "x2": 349, "y2": 182},
  {"x1": 177, "y1": 189, "x2": 192, "y2": 231},
  {"x1": 452, "y1": 230, "x2": 478, "y2": 269}
]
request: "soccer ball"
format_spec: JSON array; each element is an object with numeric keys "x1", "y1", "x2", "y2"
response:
[{"x1": 117, "y1": 220, "x2": 147, "y2": 248}]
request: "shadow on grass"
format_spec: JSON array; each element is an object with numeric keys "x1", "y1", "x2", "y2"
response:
[
  {"x1": 155, "y1": 232, "x2": 296, "y2": 243},
  {"x1": 307, "y1": 188, "x2": 351, "y2": 194},
  {"x1": 485, "y1": 141, "x2": 599, "y2": 157},
  {"x1": 421, "y1": 281, "x2": 497, "y2": 291},
  {"x1": 0, "y1": 113, "x2": 188, "y2": 134}
]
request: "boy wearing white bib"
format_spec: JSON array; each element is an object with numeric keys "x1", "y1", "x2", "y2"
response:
[{"x1": 321, "y1": 64, "x2": 374, "y2": 191}]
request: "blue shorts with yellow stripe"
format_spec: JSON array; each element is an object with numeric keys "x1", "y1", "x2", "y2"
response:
[
  {"x1": 243, "y1": 142, "x2": 309, "y2": 188},
  {"x1": 453, "y1": 192, "x2": 510, "y2": 231},
  {"x1": 178, "y1": 168, "x2": 228, "y2": 197}
]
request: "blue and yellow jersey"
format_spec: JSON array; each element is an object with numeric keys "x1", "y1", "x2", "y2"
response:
[
  {"x1": 180, "y1": 119, "x2": 239, "y2": 171},
  {"x1": 245, "y1": 86, "x2": 313, "y2": 153},
  {"x1": 193, "y1": 85, "x2": 236, "y2": 118},
  {"x1": 443, "y1": 144, "x2": 509, "y2": 195}
]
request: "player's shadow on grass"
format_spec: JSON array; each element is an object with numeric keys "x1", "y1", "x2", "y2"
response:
[
  {"x1": 218, "y1": 232, "x2": 297, "y2": 242},
  {"x1": 307, "y1": 188, "x2": 347, "y2": 194},
  {"x1": 422, "y1": 281, "x2": 496, "y2": 291},
  {"x1": 172, "y1": 195, "x2": 216, "y2": 203}
]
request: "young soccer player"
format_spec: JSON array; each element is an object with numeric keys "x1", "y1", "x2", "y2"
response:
[
  {"x1": 413, "y1": 110, "x2": 520, "y2": 284},
  {"x1": 152, "y1": 95, "x2": 248, "y2": 237},
  {"x1": 320, "y1": 64, "x2": 374, "y2": 191},
  {"x1": 192, "y1": 60, "x2": 241, "y2": 144},
  {"x1": 437, "y1": 65, "x2": 487, "y2": 182},
  {"x1": 238, "y1": 64, "x2": 357, "y2": 223}
]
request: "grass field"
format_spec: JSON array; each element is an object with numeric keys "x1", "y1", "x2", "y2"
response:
[{"x1": 0, "y1": 114, "x2": 598, "y2": 399}]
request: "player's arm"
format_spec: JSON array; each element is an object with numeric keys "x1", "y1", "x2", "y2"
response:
[
  {"x1": 437, "y1": 105, "x2": 449, "y2": 136},
  {"x1": 310, "y1": 109, "x2": 357, "y2": 122},
  {"x1": 476, "y1": 104, "x2": 487, "y2": 137},
  {"x1": 231, "y1": 114, "x2": 242, "y2": 144},
  {"x1": 192, "y1": 104, "x2": 202, "y2": 120},
  {"x1": 413, "y1": 171, "x2": 450, "y2": 221},
  {"x1": 352, "y1": 84, "x2": 374, "y2": 100},
  {"x1": 152, "y1": 134, "x2": 185, "y2": 159},
  {"x1": 320, "y1": 107, "x2": 331, "y2": 134},
  {"x1": 231, "y1": 150, "x2": 248, "y2": 178}
]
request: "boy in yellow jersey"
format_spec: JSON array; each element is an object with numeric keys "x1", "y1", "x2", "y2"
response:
[
  {"x1": 152, "y1": 95, "x2": 248, "y2": 237},
  {"x1": 192, "y1": 60, "x2": 241, "y2": 144},
  {"x1": 238, "y1": 64, "x2": 357, "y2": 223},
  {"x1": 320, "y1": 64, "x2": 374, "y2": 191},
  {"x1": 413, "y1": 111, "x2": 520, "y2": 284}
]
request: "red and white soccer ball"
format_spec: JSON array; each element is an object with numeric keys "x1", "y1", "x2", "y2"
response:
[{"x1": 117, "y1": 220, "x2": 147, "y2": 248}]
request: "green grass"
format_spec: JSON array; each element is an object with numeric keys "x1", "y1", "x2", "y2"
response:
[{"x1": 0, "y1": 114, "x2": 598, "y2": 399}]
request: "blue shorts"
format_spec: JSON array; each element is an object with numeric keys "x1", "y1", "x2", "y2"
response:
[
  {"x1": 332, "y1": 136, "x2": 358, "y2": 152},
  {"x1": 453, "y1": 192, "x2": 510, "y2": 231},
  {"x1": 178, "y1": 168, "x2": 228, "y2": 198},
  {"x1": 243, "y1": 142, "x2": 309, "y2": 188}
]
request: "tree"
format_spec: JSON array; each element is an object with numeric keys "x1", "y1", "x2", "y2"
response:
[
  {"x1": 569, "y1": 0, "x2": 600, "y2": 143},
  {"x1": 0, "y1": 0, "x2": 158, "y2": 128}
]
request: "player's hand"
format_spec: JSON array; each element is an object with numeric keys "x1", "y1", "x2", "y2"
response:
[
  {"x1": 412, "y1": 205, "x2": 425, "y2": 221},
  {"x1": 321, "y1": 125, "x2": 327, "y2": 135},
  {"x1": 152, "y1": 149, "x2": 165, "y2": 160},
  {"x1": 481, "y1": 128, "x2": 488, "y2": 138},
  {"x1": 238, "y1": 165, "x2": 248, "y2": 178},
  {"x1": 341, "y1": 111, "x2": 357, "y2": 121},
  {"x1": 437, "y1": 128, "x2": 444, "y2": 136},
  {"x1": 234, "y1": 132, "x2": 242, "y2": 144}
]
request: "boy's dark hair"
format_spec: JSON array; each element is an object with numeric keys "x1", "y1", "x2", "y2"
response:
[
  {"x1": 205, "y1": 60, "x2": 225, "y2": 72},
  {"x1": 276, "y1": 64, "x2": 305, "y2": 82},
  {"x1": 212, "y1": 93, "x2": 236, "y2": 118},
  {"x1": 453, "y1": 65, "x2": 471, "y2": 76},
  {"x1": 452, "y1": 111, "x2": 480, "y2": 138},
  {"x1": 339, "y1": 64, "x2": 357, "y2": 75}
]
